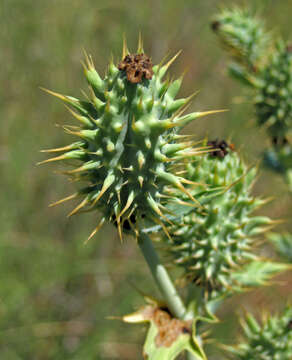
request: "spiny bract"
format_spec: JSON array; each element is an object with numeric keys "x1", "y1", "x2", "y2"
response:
[
  {"x1": 163, "y1": 141, "x2": 272, "y2": 298},
  {"x1": 41, "y1": 39, "x2": 219, "y2": 240},
  {"x1": 228, "y1": 306, "x2": 292, "y2": 360}
]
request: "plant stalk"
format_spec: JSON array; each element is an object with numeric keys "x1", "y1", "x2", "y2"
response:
[
  {"x1": 138, "y1": 232, "x2": 186, "y2": 319},
  {"x1": 138, "y1": 233, "x2": 200, "y2": 360}
]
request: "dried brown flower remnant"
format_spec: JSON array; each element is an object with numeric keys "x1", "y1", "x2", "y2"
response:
[
  {"x1": 207, "y1": 139, "x2": 234, "y2": 158},
  {"x1": 211, "y1": 20, "x2": 221, "y2": 32},
  {"x1": 142, "y1": 306, "x2": 192, "y2": 348},
  {"x1": 118, "y1": 53, "x2": 153, "y2": 83},
  {"x1": 286, "y1": 44, "x2": 292, "y2": 53}
]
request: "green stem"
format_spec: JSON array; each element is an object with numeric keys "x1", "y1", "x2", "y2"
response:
[
  {"x1": 138, "y1": 233, "x2": 202, "y2": 360},
  {"x1": 186, "y1": 352, "x2": 198, "y2": 360},
  {"x1": 138, "y1": 232, "x2": 186, "y2": 319}
]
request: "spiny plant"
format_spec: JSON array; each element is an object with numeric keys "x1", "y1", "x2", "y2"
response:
[
  {"x1": 226, "y1": 306, "x2": 292, "y2": 360},
  {"x1": 211, "y1": 6, "x2": 292, "y2": 192},
  {"x1": 40, "y1": 37, "x2": 220, "y2": 241},
  {"x1": 211, "y1": 6, "x2": 292, "y2": 360},
  {"x1": 40, "y1": 36, "x2": 291, "y2": 359},
  {"x1": 163, "y1": 140, "x2": 273, "y2": 302},
  {"x1": 211, "y1": 7, "x2": 270, "y2": 76}
]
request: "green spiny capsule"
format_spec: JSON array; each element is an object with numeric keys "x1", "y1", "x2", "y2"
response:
[
  {"x1": 163, "y1": 140, "x2": 272, "y2": 299},
  {"x1": 211, "y1": 7, "x2": 269, "y2": 72},
  {"x1": 228, "y1": 306, "x2": 292, "y2": 360},
  {"x1": 40, "y1": 39, "x2": 220, "y2": 240}
]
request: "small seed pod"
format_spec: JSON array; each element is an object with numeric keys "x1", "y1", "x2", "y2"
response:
[
  {"x1": 211, "y1": 7, "x2": 269, "y2": 70},
  {"x1": 40, "y1": 39, "x2": 221, "y2": 240},
  {"x1": 228, "y1": 306, "x2": 292, "y2": 360},
  {"x1": 163, "y1": 141, "x2": 272, "y2": 299}
]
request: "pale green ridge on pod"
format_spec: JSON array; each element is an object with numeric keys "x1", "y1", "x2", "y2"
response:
[
  {"x1": 255, "y1": 41, "x2": 292, "y2": 139},
  {"x1": 227, "y1": 306, "x2": 292, "y2": 360},
  {"x1": 41, "y1": 42, "x2": 220, "y2": 240},
  {"x1": 164, "y1": 145, "x2": 272, "y2": 299}
]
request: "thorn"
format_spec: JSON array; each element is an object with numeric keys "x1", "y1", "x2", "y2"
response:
[
  {"x1": 195, "y1": 109, "x2": 229, "y2": 118},
  {"x1": 131, "y1": 115, "x2": 137, "y2": 132},
  {"x1": 40, "y1": 87, "x2": 71, "y2": 103},
  {"x1": 91, "y1": 173, "x2": 115, "y2": 206},
  {"x1": 64, "y1": 161, "x2": 100, "y2": 174},
  {"x1": 137, "y1": 151, "x2": 145, "y2": 169},
  {"x1": 80, "y1": 60, "x2": 88, "y2": 74},
  {"x1": 138, "y1": 176, "x2": 144, "y2": 188},
  {"x1": 172, "y1": 198, "x2": 197, "y2": 207},
  {"x1": 179, "y1": 177, "x2": 205, "y2": 187},
  {"x1": 147, "y1": 194, "x2": 172, "y2": 225},
  {"x1": 174, "y1": 170, "x2": 187, "y2": 175},
  {"x1": 64, "y1": 104, "x2": 92, "y2": 127},
  {"x1": 116, "y1": 212, "x2": 123, "y2": 242},
  {"x1": 168, "y1": 91, "x2": 199, "y2": 124},
  {"x1": 125, "y1": 214, "x2": 139, "y2": 238},
  {"x1": 49, "y1": 193, "x2": 78, "y2": 207},
  {"x1": 82, "y1": 48, "x2": 95, "y2": 69},
  {"x1": 82, "y1": 48, "x2": 90, "y2": 68},
  {"x1": 37, "y1": 154, "x2": 67, "y2": 165},
  {"x1": 122, "y1": 34, "x2": 129, "y2": 58},
  {"x1": 85, "y1": 217, "x2": 105, "y2": 244},
  {"x1": 158, "y1": 203, "x2": 175, "y2": 218},
  {"x1": 137, "y1": 32, "x2": 144, "y2": 53},
  {"x1": 40, "y1": 142, "x2": 83, "y2": 153},
  {"x1": 118, "y1": 191, "x2": 135, "y2": 220},
  {"x1": 156, "y1": 50, "x2": 171, "y2": 73},
  {"x1": 122, "y1": 166, "x2": 134, "y2": 172},
  {"x1": 67, "y1": 197, "x2": 89, "y2": 217},
  {"x1": 151, "y1": 216, "x2": 172, "y2": 241},
  {"x1": 163, "y1": 50, "x2": 182, "y2": 72},
  {"x1": 109, "y1": 52, "x2": 114, "y2": 66},
  {"x1": 176, "y1": 180, "x2": 202, "y2": 208},
  {"x1": 80, "y1": 89, "x2": 91, "y2": 102},
  {"x1": 115, "y1": 188, "x2": 121, "y2": 205}
]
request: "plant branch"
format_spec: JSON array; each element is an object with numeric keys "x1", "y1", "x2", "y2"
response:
[{"x1": 138, "y1": 232, "x2": 187, "y2": 319}]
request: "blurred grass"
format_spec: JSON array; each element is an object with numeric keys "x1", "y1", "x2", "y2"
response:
[{"x1": 0, "y1": 0, "x2": 291, "y2": 359}]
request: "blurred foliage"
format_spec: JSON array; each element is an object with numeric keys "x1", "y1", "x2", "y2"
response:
[{"x1": 0, "y1": 0, "x2": 291, "y2": 359}]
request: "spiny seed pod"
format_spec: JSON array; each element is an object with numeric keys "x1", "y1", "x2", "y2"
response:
[
  {"x1": 255, "y1": 41, "x2": 292, "y2": 140},
  {"x1": 211, "y1": 7, "x2": 269, "y2": 73},
  {"x1": 164, "y1": 140, "x2": 272, "y2": 298},
  {"x1": 227, "y1": 306, "x2": 292, "y2": 360},
  {"x1": 40, "y1": 39, "x2": 221, "y2": 240}
]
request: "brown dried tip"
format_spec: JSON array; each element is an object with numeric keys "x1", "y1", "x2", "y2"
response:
[
  {"x1": 207, "y1": 139, "x2": 234, "y2": 159},
  {"x1": 286, "y1": 44, "x2": 292, "y2": 53},
  {"x1": 211, "y1": 20, "x2": 221, "y2": 32},
  {"x1": 272, "y1": 136, "x2": 288, "y2": 147},
  {"x1": 118, "y1": 53, "x2": 153, "y2": 83}
]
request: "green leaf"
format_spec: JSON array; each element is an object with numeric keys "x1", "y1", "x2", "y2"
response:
[
  {"x1": 231, "y1": 260, "x2": 291, "y2": 287},
  {"x1": 143, "y1": 320, "x2": 206, "y2": 360}
]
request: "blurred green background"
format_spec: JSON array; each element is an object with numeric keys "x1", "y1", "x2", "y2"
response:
[{"x1": 0, "y1": 0, "x2": 291, "y2": 359}]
